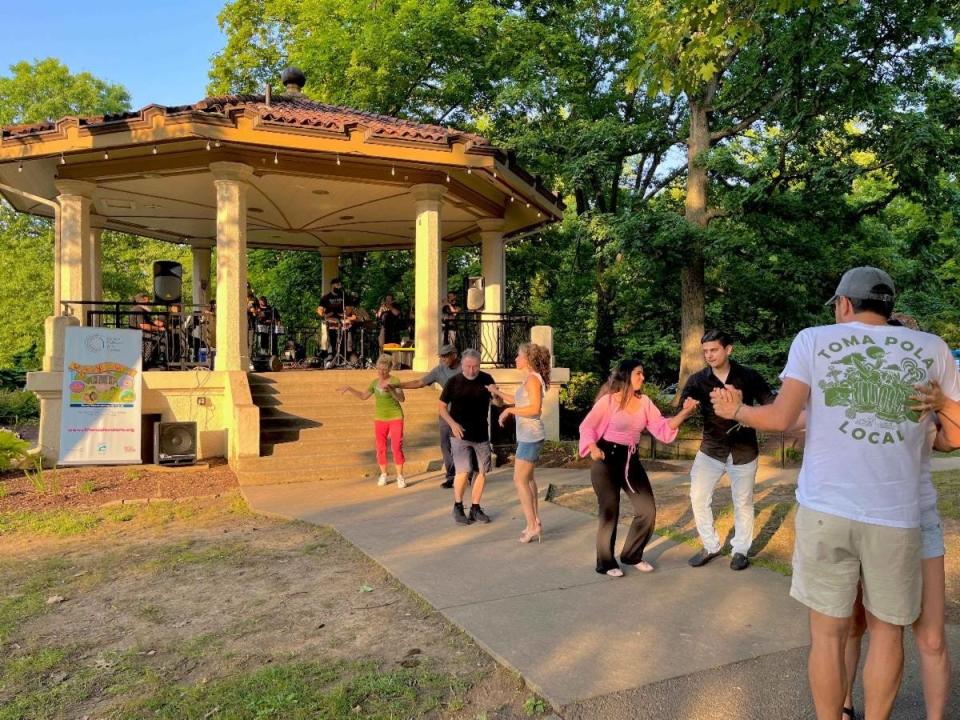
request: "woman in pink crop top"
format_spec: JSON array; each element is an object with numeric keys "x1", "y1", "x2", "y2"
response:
[{"x1": 579, "y1": 359, "x2": 699, "y2": 577}]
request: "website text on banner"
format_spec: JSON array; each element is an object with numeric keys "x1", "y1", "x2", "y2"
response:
[{"x1": 59, "y1": 327, "x2": 143, "y2": 465}]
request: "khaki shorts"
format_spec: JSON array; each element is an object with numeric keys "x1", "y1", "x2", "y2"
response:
[{"x1": 790, "y1": 506, "x2": 921, "y2": 626}]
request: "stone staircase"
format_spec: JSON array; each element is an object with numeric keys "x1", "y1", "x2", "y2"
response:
[{"x1": 235, "y1": 370, "x2": 445, "y2": 486}]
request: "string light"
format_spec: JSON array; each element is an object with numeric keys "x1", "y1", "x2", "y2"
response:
[
  {"x1": 206, "y1": 140, "x2": 212, "y2": 151},
  {"x1": 273, "y1": 152, "x2": 279, "y2": 165},
  {"x1": 493, "y1": 171, "x2": 498, "y2": 179},
  {"x1": 59, "y1": 153, "x2": 66, "y2": 165},
  {"x1": 446, "y1": 174, "x2": 450, "y2": 183},
  {"x1": 391, "y1": 165, "x2": 396, "y2": 177},
  {"x1": 526, "y1": 202, "x2": 531, "y2": 208},
  {"x1": 17, "y1": 160, "x2": 23, "y2": 172},
  {"x1": 103, "y1": 150, "x2": 109, "y2": 160},
  {"x1": 510, "y1": 195, "x2": 515, "y2": 202},
  {"x1": 336, "y1": 154, "x2": 341, "y2": 166},
  {"x1": 214, "y1": 140, "x2": 221, "y2": 148},
  {"x1": 467, "y1": 167, "x2": 472, "y2": 174},
  {"x1": 152, "y1": 146, "x2": 158, "y2": 155}
]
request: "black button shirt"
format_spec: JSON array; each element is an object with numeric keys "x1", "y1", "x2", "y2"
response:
[{"x1": 679, "y1": 360, "x2": 776, "y2": 464}]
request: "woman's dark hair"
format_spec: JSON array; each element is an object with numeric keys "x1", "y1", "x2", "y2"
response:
[{"x1": 596, "y1": 358, "x2": 644, "y2": 409}]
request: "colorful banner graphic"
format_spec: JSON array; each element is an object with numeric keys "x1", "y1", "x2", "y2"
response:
[{"x1": 59, "y1": 328, "x2": 143, "y2": 465}]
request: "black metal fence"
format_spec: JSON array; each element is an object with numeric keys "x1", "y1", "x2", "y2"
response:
[
  {"x1": 62, "y1": 301, "x2": 215, "y2": 370},
  {"x1": 60, "y1": 302, "x2": 536, "y2": 370},
  {"x1": 443, "y1": 312, "x2": 536, "y2": 368}
]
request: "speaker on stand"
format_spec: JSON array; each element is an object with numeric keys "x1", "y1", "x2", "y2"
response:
[
  {"x1": 466, "y1": 276, "x2": 485, "y2": 311},
  {"x1": 153, "y1": 261, "x2": 183, "y2": 304}
]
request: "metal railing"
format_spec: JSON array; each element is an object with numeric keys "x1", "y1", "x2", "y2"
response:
[
  {"x1": 442, "y1": 312, "x2": 536, "y2": 368},
  {"x1": 60, "y1": 302, "x2": 536, "y2": 370},
  {"x1": 61, "y1": 301, "x2": 215, "y2": 370}
]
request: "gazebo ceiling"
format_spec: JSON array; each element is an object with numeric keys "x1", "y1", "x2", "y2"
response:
[{"x1": 0, "y1": 85, "x2": 564, "y2": 252}]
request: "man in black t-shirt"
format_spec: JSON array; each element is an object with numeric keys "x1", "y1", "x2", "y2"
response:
[
  {"x1": 377, "y1": 294, "x2": 403, "y2": 347},
  {"x1": 439, "y1": 348, "x2": 497, "y2": 524},
  {"x1": 680, "y1": 329, "x2": 775, "y2": 570}
]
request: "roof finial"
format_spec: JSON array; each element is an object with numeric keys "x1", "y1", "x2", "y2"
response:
[{"x1": 280, "y1": 67, "x2": 306, "y2": 95}]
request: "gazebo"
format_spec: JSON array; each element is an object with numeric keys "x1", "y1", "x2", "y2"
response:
[{"x1": 0, "y1": 69, "x2": 567, "y2": 466}]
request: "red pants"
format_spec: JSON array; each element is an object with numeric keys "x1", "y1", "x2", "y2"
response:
[{"x1": 374, "y1": 419, "x2": 405, "y2": 466}]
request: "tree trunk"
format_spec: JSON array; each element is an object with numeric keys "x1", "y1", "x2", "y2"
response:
[
  {"x1": 677, "y1": 99, "x2": 710, "y2": 395},
  {"x1": 594, "y1": 256, "x2": 616, "y2": 374}
]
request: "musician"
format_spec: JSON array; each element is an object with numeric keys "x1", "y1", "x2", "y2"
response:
[
  {"x1": 128, "y1": 293, "x2": 165, "y2": 368},
  {"x1": 442, "y1": 291, "x2": 461, "y2": 344},
  {"x1": 318, "y1": 278, "x2": 348, "y2": 358},
  {"x1": 377, "y1": 294, "x2": 403, "y2": 347},
  {"x1": 255, "y1": 296, "x2": 279, "y2": 356}
]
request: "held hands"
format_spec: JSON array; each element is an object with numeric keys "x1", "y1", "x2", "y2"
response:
[
  {"x1": 911, "y1": 380, "x2": 944, "y2": 419},
  {"x1": 710, "y1": 384, "x2": 744, "y2": 420},
  {"x1": 681, "y1": 397, "x2": 700, "y2": 414},
  {"x1": 486, "y1": 384, "x2": 501, "y2": 398}
]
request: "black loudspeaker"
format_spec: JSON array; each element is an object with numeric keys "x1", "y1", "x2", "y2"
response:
[
  {"x1": 154, "y1": 421, "x2": 197, "y2": 466},
  {"x1": 153, "y1": 261, "x2": 183, "y2": 304}
]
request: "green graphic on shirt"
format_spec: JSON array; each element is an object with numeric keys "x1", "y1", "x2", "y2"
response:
[{"x1": 819, "y1": 345, "x2": 925, "y2": 424}]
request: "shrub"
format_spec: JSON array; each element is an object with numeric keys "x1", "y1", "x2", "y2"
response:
[
  {"x1": 0, "y1": 429, "x2": 30, "y2": 471},
  {"x1": 0, "y1": 390, "x2": 39, "y2": 425}
]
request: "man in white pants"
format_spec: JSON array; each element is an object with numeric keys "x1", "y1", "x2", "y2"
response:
[{"x1": 680, "y1": 329, "x2": 776, "y2": 570}]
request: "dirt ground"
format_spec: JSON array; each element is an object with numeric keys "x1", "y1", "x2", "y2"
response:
[
  {"x1": 0, "y1": 459, "x2": 238, "y2": 513},
  {"x1": 548, "y1": 466, "x2": 960, "y2": 624},
  {"x1": 0, "y1": 482, "x2": 547, "y2": 718}
]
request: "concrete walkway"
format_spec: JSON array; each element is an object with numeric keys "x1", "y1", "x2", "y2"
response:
[{"x1": 241, "y1": 467, "x2": 959, "y2": 719}]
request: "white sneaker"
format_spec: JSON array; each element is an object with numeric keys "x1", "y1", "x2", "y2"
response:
[
  {"x1": 396, "y1": 474, "x2": 407, "y2": 489},
  {"x1": 377, "y1": 473, "x2": 388, "y2": 487}
]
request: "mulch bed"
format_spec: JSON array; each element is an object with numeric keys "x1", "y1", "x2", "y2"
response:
[{"x1": 0, "y1": 458, "x2": 238, "y2": 513}]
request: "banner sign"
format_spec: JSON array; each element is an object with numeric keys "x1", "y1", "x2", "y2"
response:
[{"x1": 59, "y1": 327, "x2": 143, "y2": 465}]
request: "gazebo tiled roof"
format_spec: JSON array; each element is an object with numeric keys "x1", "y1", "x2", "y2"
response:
[{"x1": 3, "y1": 94, "x2": 494, "y2": 150}]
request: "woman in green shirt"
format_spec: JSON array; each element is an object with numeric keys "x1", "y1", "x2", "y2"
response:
[{"x1": 338, "y1": 354, "x2": 407, "y2": 487}]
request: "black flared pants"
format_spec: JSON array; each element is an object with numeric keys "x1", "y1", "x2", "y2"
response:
[{"x1": 591, "y1": 439, "x2": 656, "y2": 573}]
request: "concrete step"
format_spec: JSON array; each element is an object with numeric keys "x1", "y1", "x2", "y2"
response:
[
  {"x1": 262, "y1": 433, "x2": 439, "y2": 457},
  {"x1": 236, "y1": 459, "x2": 438, "y2": 486},
  {"x1": 260, "y1": 415, "x2": 438, "y2": 439},
  {"x1": 236, "y1": 444, "x2": 442, "y2": 473},
  {"x1": 252, "y1": 397, "x2": 442, "y2": 414}
]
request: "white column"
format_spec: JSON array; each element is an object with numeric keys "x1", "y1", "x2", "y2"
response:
[
  {"x1": 54, "y1": 180, "x2": 96, "y2": 322},
  {"x1": 210, "y1": 162, "x2": 253, "y2": 372},
  {"x1": 411, "y1": 184, "x2": 446, "y2": 371},
  {"x1": 321, "y1": 253, "x2": 341, "y2": 293},
  {"x1": 478, "y1": 219, "x2": 506, "y2": 315},
  {"x1": 89, "y1": 225, "x2": 103, "y2": 303},
  {"x1": 53, "y1": 205, "x2": 62, "y2": 315},
  {"x1": 439, "y1": 247, "x2": 449, "y2": 301},
  {"x1": 192, "y1": 247, "x2": 212, "y2": 306}
]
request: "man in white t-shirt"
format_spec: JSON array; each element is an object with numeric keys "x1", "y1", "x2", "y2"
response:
[{"x1": 709, "y1": 267, "x2": 960, "y2": 720}]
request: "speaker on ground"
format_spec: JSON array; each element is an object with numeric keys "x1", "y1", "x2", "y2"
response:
[{"x1": 154, "y1": 421, "x2": 197, "y2": 466}]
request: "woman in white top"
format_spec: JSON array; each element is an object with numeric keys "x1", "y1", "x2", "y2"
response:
[{"x1": 491, "y1": 343, "x2": 552, "y2": 544}]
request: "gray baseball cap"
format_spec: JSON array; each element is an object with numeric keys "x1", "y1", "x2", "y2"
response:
[
  {"x1": 438, "y1": 343, "x2": 458, "y2": 356},
  {"x1": 825, "y1": 266, "x2": 895, "y2": 306}
]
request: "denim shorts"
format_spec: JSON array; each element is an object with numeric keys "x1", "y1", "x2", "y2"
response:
[
  {"x1": 515, "y1": 440, "x2": 545, "y2": 463},
  {"x1": 921, "y1": 520, "x2": 945, "y2": 560}
]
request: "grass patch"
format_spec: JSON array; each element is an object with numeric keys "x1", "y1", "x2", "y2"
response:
[
  {"x1": 0, "y1": 647, "x2": 154, "y2": 720},
  {"x1": 119, "y1": 659, "x2": 469, "y2": 719},
  {"x1": 0, "y1": 556, "x2": 72, "y2": 642},
  {"x1": 0, "y1": 491, "x2": 253, "y2": 538},
  {"x1": 933, "y1": 470, "x2": 960, "y2": 520},
  {"x1": 142, "y1": 540, "x2": 247, "y2": 574}
]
